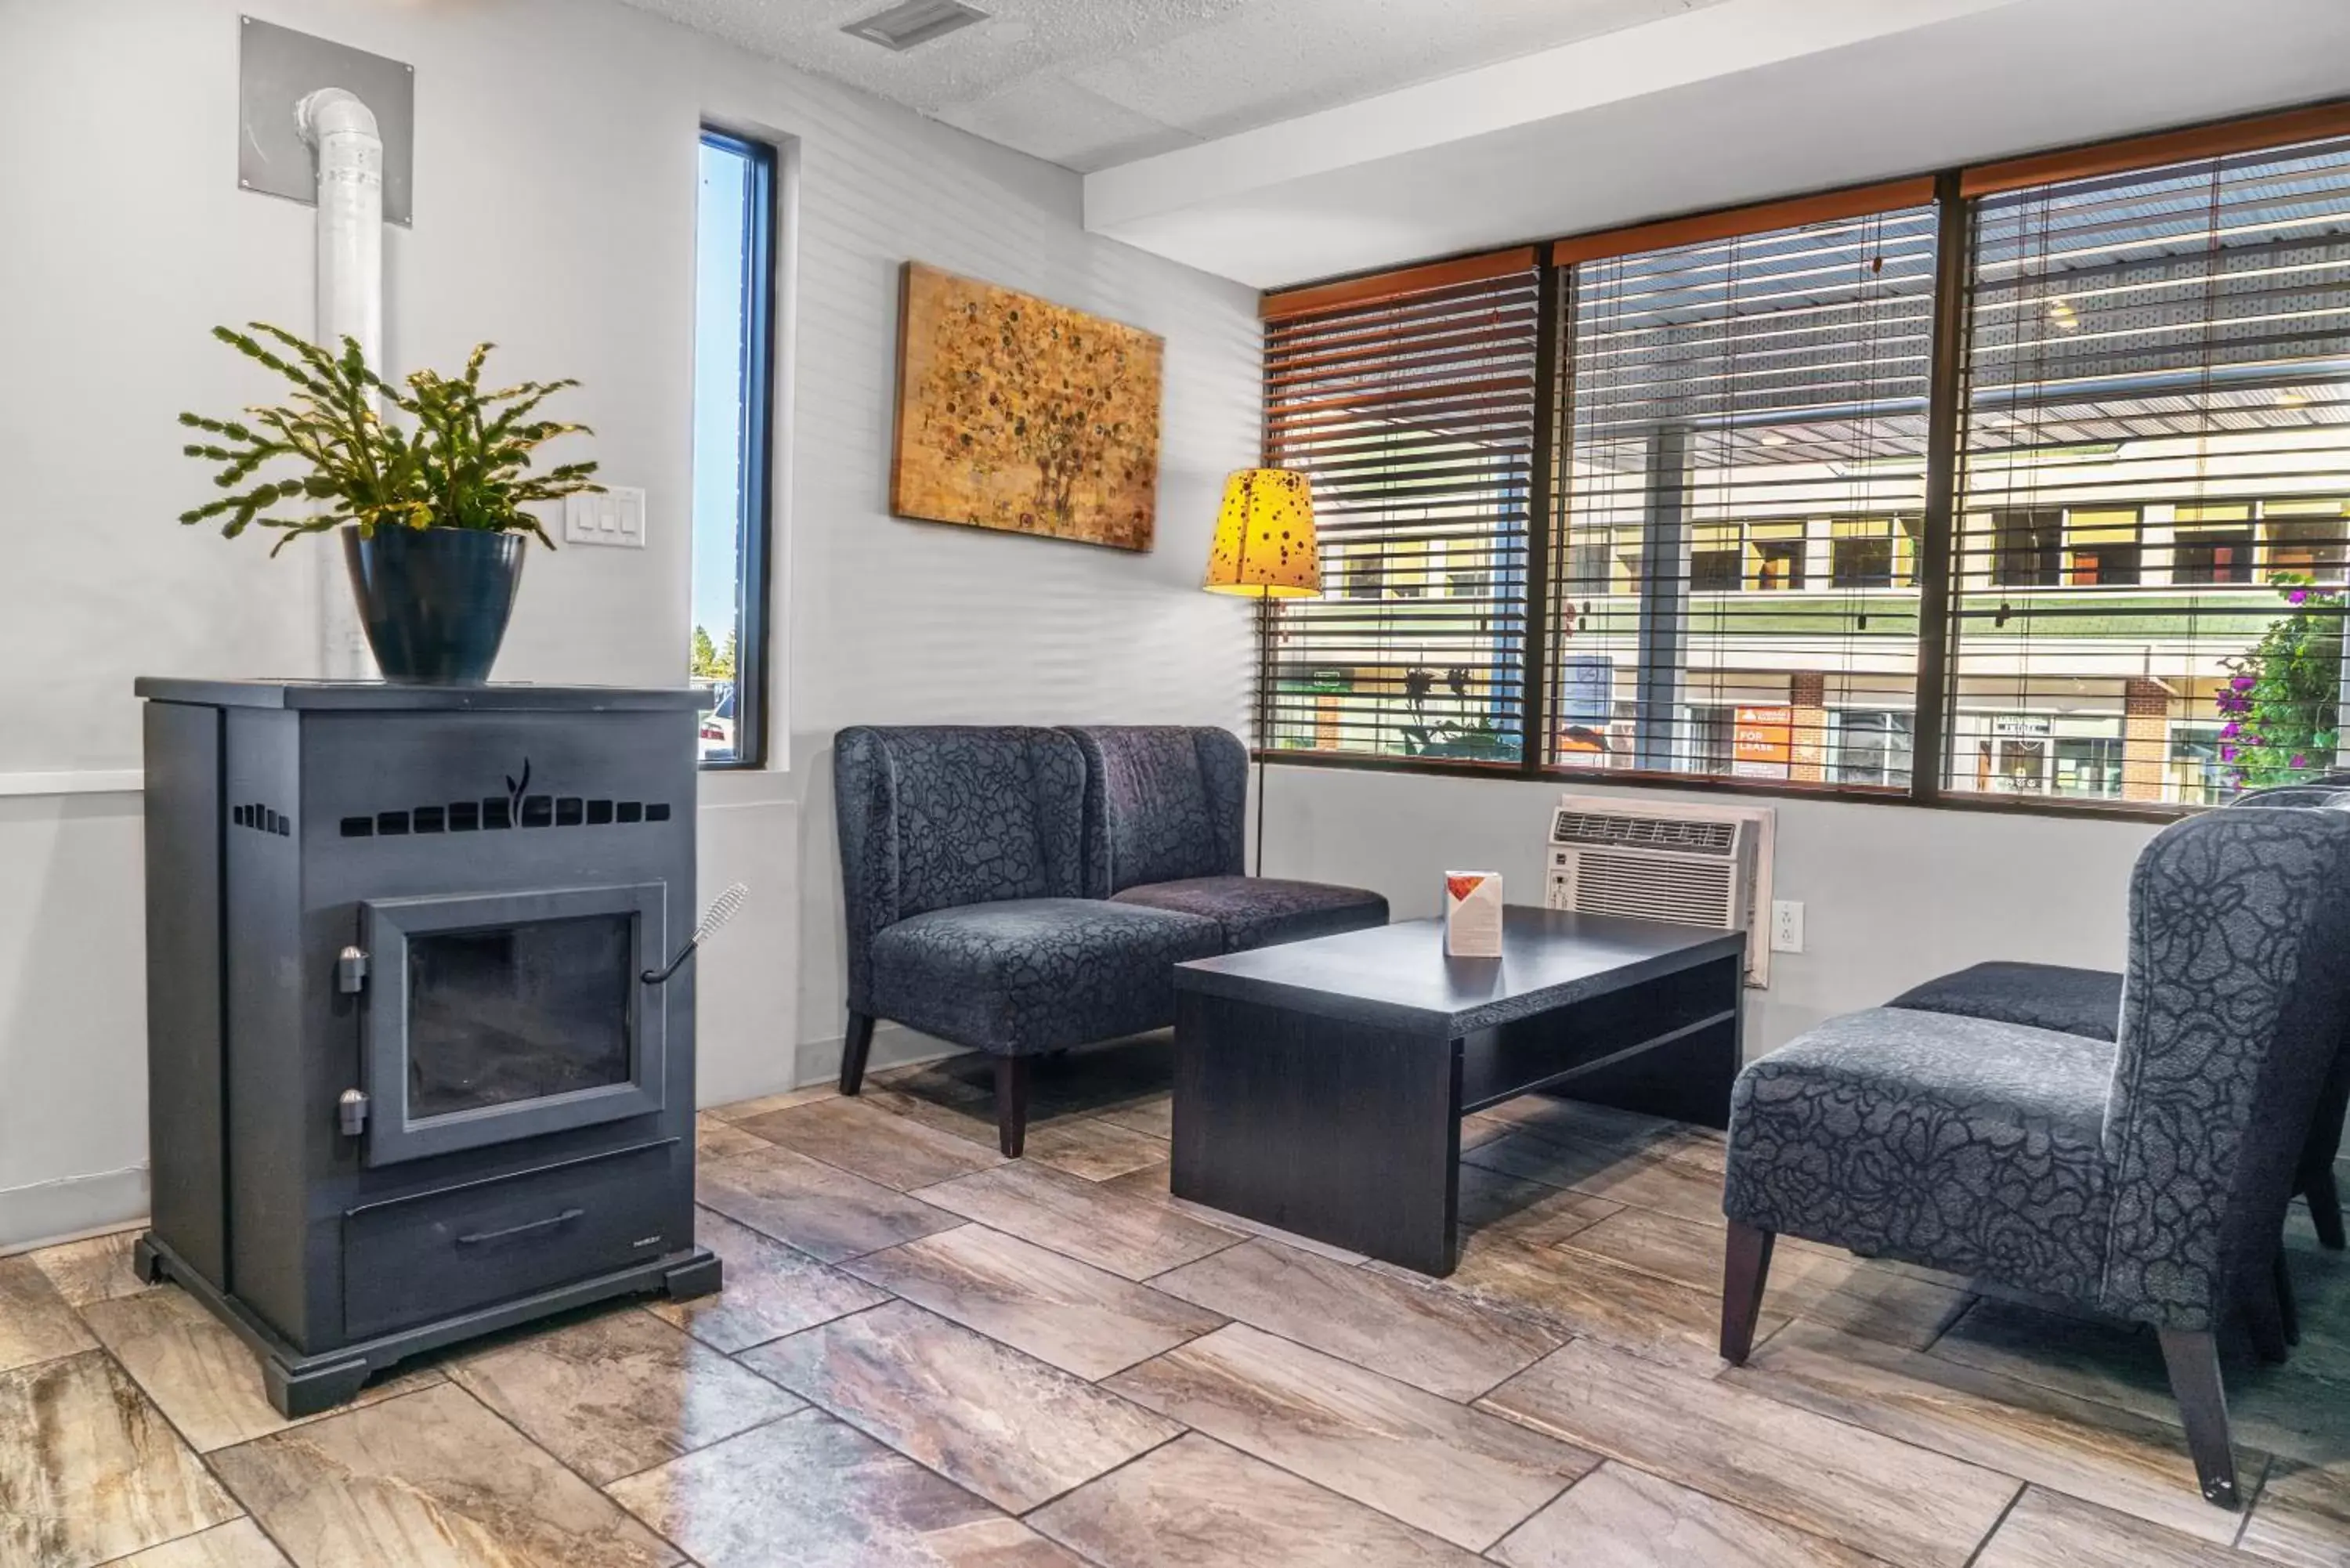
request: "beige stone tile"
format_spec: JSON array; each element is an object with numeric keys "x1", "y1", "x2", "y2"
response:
[
  {"x1": 1029, "y1": 1433, "x2": 1482, "y2": 1567},
  {"x1": 647, "y1": 1209, "x2": 888, "y2": 1354},
  {"x1": 1022, "y1": 1117, "x2": 1170, "y2": 1183},
  {"x1": 1110, "y1": 1324, "x2": 1594, "y2": 1550},
  {"x1": 1470, "y1": 1095, "x2": 1686, "y2": 1150},
  {"x1": 705, "y1": 1085, "x2": 837, "y2": 1123},
  {"x1": 107, "y1": 1518, "x2": 291, "y2": 1567},
  {"x1": 0, "y1": 1252, "x2": 97, "y2": 1375},
  {"x1": 0, "y1": 1350, "x2": 240, "y2": 1568},
  {"x1": 737, "y1": 1096, "x2": 1001, "y2": 1191},
  {"x1": 1557, "y1": 1209, "x2": 1970, "y2": 1352},
  {"x1": 918, "y1": 1161, "x2": 1239, "y2": 1281},
  {"x1": 208, "y1": 1382, "x2": 678, "y2": 1568},
  {"x1": 1382, "y1": 1234, "x2": 1782, "y2": 1373},
  {"x1": 449, "y1": 1309, "x2": 804, "y2": 1485},
  {"x1": 696, "y1": 1113, "x2": 771, "y2": 1161},
  {"x1": 1456, "y1": 1165, "x2": 1622, "y2": 1250},
  {"x1": 1101, "y1": 1163, "x2": 1368, "y2": 1265},
  {"x1": 697, "y1": 1144, "x2": 960, "y2": 1263},
  {"x1": 1973, "y1": 1487, "x2": 2248, "y2": 1568},
  {"x1": 1461, "y1": 1129, "x2": 1650, "y2": 1192},
  {"x1": 1151, "y1": 1237, "x2": 1563, "y2": 1401},
  {"x1": 27, "y1": 1227, "x2": 157, "y2": 1310},
  {"x1": 609, "y1": 1407, "x2": 1085, "y2": 1567},
  {"x1": 1479, "y1": 1339, "x2": 2017, "y2": 1568},
  {"x1": 2240, "y1": 1452, "x2": 2350, "y2": 1568},
  {"x1": 1491, "y1": 1462, "x2": 1889, "y2": 1567},
  {"x1": 1722, "y1": 1321, "x2": 2253, "y2": 1545},
  {"x1": 1929, "y1": 1292, "x2": 2350, "y2": 1469},
  {"x1": 739, "y1": 1300, "x2": 1180, "y2": 1513},
  {"x1": 846, "y1": 1224, "x2": 1222, "y2": 1380},
  {"x1": 80, "y1": 1287, "x2": 440, "y2": 1454},
  {"x1": 1096, "y1": 1093, "x2": 1173, "y2": 1140}
]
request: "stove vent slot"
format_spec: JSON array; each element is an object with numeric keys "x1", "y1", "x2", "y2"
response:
[
  {"x1": 231, "y1": 803, "x2": 291, "y2": 836},
  {"x1": 338, "y1": 796, "x2": 673, "y2": 836}
]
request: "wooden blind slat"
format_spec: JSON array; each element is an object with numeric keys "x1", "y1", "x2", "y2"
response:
[
  {"x1": 1548, "y1": 178, "x2": 1936, "y2": 268},
  {"x1": 1261, "y1": 248, "x2": 1540, "y2": 323}
]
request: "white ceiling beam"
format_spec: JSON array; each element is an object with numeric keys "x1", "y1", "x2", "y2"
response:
[{"x1": 1086, "y1": 0, "x2": 2350, "y2": 289}]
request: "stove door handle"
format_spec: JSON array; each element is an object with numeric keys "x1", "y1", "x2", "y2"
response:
[{"x1": 455, "y1": 1208, "x2": 584, "y2": 1248}]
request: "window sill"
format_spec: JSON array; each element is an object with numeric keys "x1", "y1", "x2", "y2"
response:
[{"x1": 1254, "y1": 748, "x2": 2196, "y2": 824}]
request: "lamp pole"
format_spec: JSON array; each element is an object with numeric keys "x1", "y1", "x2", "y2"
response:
[{"x1": 1256, "y1": 588, "x2": 1273, "y2": 876}]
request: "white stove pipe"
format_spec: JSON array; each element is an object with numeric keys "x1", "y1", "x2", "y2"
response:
[{"x1": 296, "y1": 87, "x2": 382, "y2": 679}]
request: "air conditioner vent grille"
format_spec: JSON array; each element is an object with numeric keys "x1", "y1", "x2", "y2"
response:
[
  {"x1": 1571, "y1": 851, "x2": 1737, "y2": 928},
  {"x1": 1552, "y1": 811, "x2": 1737, "y2": 854},
  {"x1": 842, "y1": 0, "x2": 987, "y2": 50}
]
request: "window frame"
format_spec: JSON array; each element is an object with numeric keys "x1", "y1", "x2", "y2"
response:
[
  {"x1": 1252, "y1": 96, "x2": 2350, "y2": 821},
  {"x1": 692, "y1": 126, "x2": 779, "y2": 772}
]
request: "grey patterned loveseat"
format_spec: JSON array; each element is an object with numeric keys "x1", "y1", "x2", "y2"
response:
[
  {"x1": 833, "y1": 725, "x2": 1385, "y2": 1157},
  {"x1": 1884, "y1": 779, "x2": 2350, "y2": 1259},
  {"x1": 1719, "y1": 807, "x2": 2350, "y2": 1510}
]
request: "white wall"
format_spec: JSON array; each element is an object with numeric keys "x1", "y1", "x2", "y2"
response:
[
  {"x1": 1260, "y1": 767, "x2": 2162, "y2": 1053},
  {"x1": 0, "y1": 0, "x2": 1258, "y2": 1248}
]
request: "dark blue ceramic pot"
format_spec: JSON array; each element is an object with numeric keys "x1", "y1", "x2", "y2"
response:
[{"x1": 342, "y1": 526, "x2": 526, "y2": 685}]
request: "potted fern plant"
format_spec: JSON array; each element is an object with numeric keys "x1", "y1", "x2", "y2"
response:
[{"x1": 178, "y1": 324, "x2": 602, "y2": 683}]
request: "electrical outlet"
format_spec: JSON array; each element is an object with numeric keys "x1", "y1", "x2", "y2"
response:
[{"x1": 1770, "y1": 899, "x2": 1805, "y2": 954}]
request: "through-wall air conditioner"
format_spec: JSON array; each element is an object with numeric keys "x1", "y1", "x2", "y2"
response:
[{"x1": 1543, "y1": 794, "x2": 1777, "y2": 987}]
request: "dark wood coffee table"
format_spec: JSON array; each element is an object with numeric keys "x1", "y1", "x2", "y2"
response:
[{"x1": 1170, "y1": 905, "x2": 1745, "y2": 1276}]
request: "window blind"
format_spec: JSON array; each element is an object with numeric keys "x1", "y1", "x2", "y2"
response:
[
  {"x1": 1547, "y1": 200, "x2": 1941, "y2": 789},
  {"x1": 1948, "y1": 132, "x2": 2350, "y2": 806},
  {"x1": 1260, "y1": 256, "x2": 1541, "y2": 763}
]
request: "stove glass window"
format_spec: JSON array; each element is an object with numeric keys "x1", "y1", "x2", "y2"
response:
[{"x1": 406, "y1": 915, "x2": 634, "y2": 1118}]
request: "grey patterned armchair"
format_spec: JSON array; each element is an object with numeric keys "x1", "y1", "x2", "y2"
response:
[
  {"x1": 1886, "y1": 779, "x2": 2350, "y2": 1266},
  {"x1": 833, "y1": 725, "x2": 1384, "y2": 1157},
  {"x1": 1066, "y1": 726, "x2": 1388, "y2": 948},
  {"x1": 1719, "y1": 807, "x2": 2350, "y2": 1509}
]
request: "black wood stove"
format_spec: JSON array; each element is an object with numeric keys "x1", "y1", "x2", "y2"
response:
[{"x1": 134, "y1": 679, "x2": 720, "y2": 1416}]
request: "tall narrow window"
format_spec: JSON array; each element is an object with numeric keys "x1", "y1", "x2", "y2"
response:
[
  {"x1": 1548, "y1": 193, "x2": 1940, "y2": 788},
  {"x1": 691, "y1": 129, "x2": 776, "y2": 768},
  {"x1": 1949, "y1": 132, "x2": 2350, "y2": 806},
  {"x1": 1260, "y1": 255, "x2": 1541, "y2": 763}
]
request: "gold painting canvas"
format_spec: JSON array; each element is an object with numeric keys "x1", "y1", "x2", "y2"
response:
[{"x1": 891, "y1": 262, "x2": 1164, "y2": 551}]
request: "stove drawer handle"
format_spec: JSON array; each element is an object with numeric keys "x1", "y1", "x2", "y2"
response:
[{"x1": 455, "y1": 1208, "x2": 584, "y2": 1248}]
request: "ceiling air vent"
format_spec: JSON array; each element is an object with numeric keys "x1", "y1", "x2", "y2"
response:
[{"x1": 842, "y1": 0, "x2": 988, "y2": 51}]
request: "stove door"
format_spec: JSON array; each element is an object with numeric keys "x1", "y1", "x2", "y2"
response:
[{"x1": 356, "y1": 883, "x2": 667, "y2": 1165}]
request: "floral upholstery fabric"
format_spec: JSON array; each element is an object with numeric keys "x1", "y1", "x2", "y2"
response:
[
  {"x1": 1727, "y1": 808, "x2": 2350, "y2": 1331},
  {"x1": 1065, "y1": 727, "x2": 1247, "y2": 896},
  {"x1": 1111, "y1": 876, "x2": 1388, "y2": 951},
  {"x1": 833, "y1": 726, "x2": 1086, "y2": 1016},
  {"x1": 1889, "y1": 961, "x2": 2124, "y2": 1042},
  {"x1": 2099, "y1": 808, "x2": 2350, "y2": 1327},
  {"x1": 869, "y1": 898, "x2": 1224, "y2": 1056},
  {"x1": 1724, "y1": 1009, "x2": 2119, "y2": 1302}
]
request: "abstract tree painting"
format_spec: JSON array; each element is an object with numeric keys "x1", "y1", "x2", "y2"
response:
[{"x1": 890, "y1": 262, "x2": 1163, "y2": 551}]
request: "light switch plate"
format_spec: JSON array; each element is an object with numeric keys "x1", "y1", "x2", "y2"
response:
[
  {"x1": 565, "y1": 488, "x2": 646, "y2": 548},
  {"x1": 1770, "y1": 899, "x2": 1805, "y2": 955}
]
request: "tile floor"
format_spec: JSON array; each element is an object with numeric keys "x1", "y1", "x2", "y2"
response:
[{"x1": 6, "y1": 1034, "x2": 2350, "y2": 1567}]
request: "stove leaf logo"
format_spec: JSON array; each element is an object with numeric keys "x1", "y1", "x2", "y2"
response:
[
  {"x1": 505, "y1": 759, "x2": 533, "y2": 819},
  {"x1": 1447, "y1": 873, "x2": 1488, "y2": 902}
]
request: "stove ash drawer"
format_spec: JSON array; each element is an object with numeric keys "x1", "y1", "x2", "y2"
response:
[{"x1": 342, "y1": 1141, "x2": 684, "y2": 1342}]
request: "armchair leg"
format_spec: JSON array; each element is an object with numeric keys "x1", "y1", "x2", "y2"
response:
[
  {"x1": 995, "y1": 1056, "x2": 1030, "y2": 1159},
  {"x1": 1719, "y1": 1220, "x2": 1775, "y2": 1365},
  {"x1": 840, "y1": 1011, "x2": 875, "y2": 1097},
  {"x1": 2157, "y1": 1328, "x2": 2240, "y2": 1510},
  {"x1": 2305, "y1": 1165, "x2": 2345, "y2": 1251},
  {"x1": 2245, "y1": 1264, "x2": 2290, "y2": 1366},
  {"x1": 2276, "y1": 1248, "x2": 2301, "y2": 1348}
]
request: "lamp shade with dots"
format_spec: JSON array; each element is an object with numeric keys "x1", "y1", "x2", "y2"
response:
[{"x1": 1202, "y1": 468, "x2": 1320, "y2": 598}]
